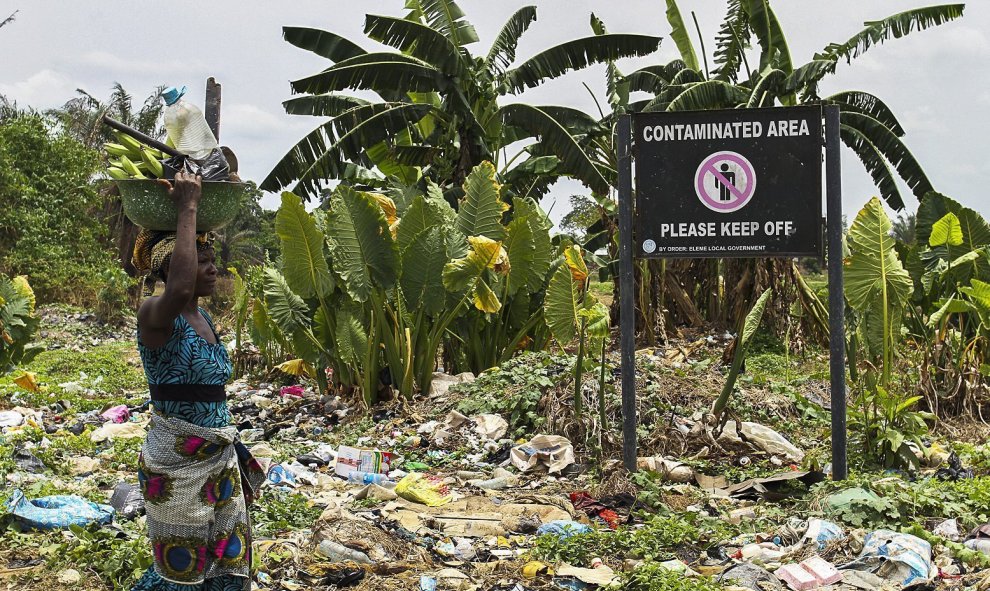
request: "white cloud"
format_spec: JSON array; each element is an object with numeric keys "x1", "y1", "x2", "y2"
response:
[
  {"x1": 0, "y1": 69, "x2": 79, "y2": 108},
  {"x1": 71, "y1": 51, "x2": 207, "y2": 75}
]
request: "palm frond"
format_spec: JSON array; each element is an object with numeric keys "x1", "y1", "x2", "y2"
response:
[
  {"x1": 498, "y1": 103, "x2": 610, "y2": 194},
  {"x1": 364, "y1": 14, "x2": 464, "y2": 75},
  {"x1": 290, "y1": 53, "x2": 442, "y2": 95},
  {"x1": 485, "y1": 6, "x2": 538, "y2": 77},
  {"x1": 283, "y1": 94, "x2": 370, "y2": 117},
  {"x1": 828, "y1": 91, "x2": 905, "y2": 136},
  {"x1": 820, "y1": 4, "x2": 964, "y2": 63},
  {"x1": 842, "y1": 111, "x2": 933, "y2": 204},
  {"x1": 783, "y1": 59, "x2": 837, "y2": 93},
  {"x1": 713, "y1": 0, "x2": 750, "y2": 81},
  {"x1": 283, "y1": 27, "x2": 367, "y2": 63},
  {"x1": 407, "y1": 0, "x2": 480, "y2": 47},
  {"x1": 746, "y1": 69, "x2": 785, "y2": 108},
  {"x1": 666, "y1": 80, "x2": 749, "y2": 111},
  {"x1": 665, "y1": 0, "x2": 701, "y2": 72},
  {"x1": 839, "y1": 124, "x2": 905, "y2": 211},
  {"x1": 261, "y1": 103, "x2": 434, "y2": 199},
  {"x1": 504, "y1": 34, "x2": 661, "y2": 93},
  {"x1": 743, "y1": 0, "x2": 793, "y2": 73},
  {"x1": 625, "y1": 66, "x2": 670, "y2": 94}
]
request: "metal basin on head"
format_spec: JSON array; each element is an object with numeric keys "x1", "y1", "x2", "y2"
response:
[{"x1": 116, "y1": 179, "x2": 246, "y2": 231}]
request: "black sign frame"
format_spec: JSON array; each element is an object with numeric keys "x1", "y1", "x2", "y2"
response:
[
  {"x1": 633, "y1": 106, "x2": 824, "y2": 259},
  {"x1": 616, "y1": 106, "x2": 847, "y2": 480}
]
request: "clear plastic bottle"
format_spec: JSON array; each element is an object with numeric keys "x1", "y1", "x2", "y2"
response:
[
  {"x1": 162, "y1": 85, "x2": 218, "y2": 160},
  {"x1": 346, "y1": 470, "x2": 391, "y2": 485}
]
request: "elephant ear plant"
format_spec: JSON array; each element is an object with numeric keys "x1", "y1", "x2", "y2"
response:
[
  {"x1": 258, "y1": 161, "x2": 556, "y2": 406},
  {"x1": 0, "y1": 274, "x2": 43, "y2": 376}
]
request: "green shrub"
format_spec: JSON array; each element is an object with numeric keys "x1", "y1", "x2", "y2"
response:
[{"x1": 0, "y1": 273, "x2": 42, "y2": 374}]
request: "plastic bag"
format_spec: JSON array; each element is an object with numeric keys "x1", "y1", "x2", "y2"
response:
[
  {"x1": 395, "y1": 473, "x2": 452, "y2": 507},
  {"x1": 842, "y1": 529, "x2": 932, "y2": 587},
  {"x1": 5, "y1": 489, "x2": 114, "y2": 530},
  {"x1": 109, "y1": 482, "x2": 145, "y2": 520},
  {"x1": 161, "y1": 148, "x2": 229, "y2": 181}
]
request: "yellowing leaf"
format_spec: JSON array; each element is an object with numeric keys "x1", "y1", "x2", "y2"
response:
[
  {"x1": 369, "y1": 192, "x2": 398, "y2": 226},
  {"x1": 14, "y1": 371, "x2": 39, "y2": 393},
  {"x1": 275, "y1": 358, "x2": 315, "y2": 378},
  {"x1": 12, "y1": 276, "x2": 34, "y2": 314},
  {"x1": 473, "y1": 278, "x2": 502, "y2": 313},
  {"x1": 563, "y1": 245, "x2": 589, "y2": 282},
  {"x1": 468, "y1": 236, "x2": 503, "y2": 269}
]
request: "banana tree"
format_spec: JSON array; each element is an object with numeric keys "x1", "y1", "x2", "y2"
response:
[
  {"x1": 589, "y1": 0, "x2": 962, "y2": 339},
  {"x1": 262, "y1": 1, "x2": 661, "y2": 201}
]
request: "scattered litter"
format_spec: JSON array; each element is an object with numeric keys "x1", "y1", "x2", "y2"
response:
[
  {"x1": 776, "y1": 563, "x2": 818, "y2": 590},
  {"x1": 69, "y1": 456, "x2": 99, "y2": 476},
  {"x1": 13, "y1": 448, "x2": 47, "y2": 473},
  {"x1": 843, "y1": 530, "x2": 933, "y2": 587},
  {"x1": 719, "y1": 421, "x2": 804, "y2": 462},
  {"x1": 335, "y1": 445, "x2": 398, "y2": 479},
  {"x1": 556, "y1": 563, "x2": 619, "y2": 586},
  {"x1": 0, "y1": 409, "x2": 24, "y2": 428},
  {"x1": 933, "y1": 519, "x2": 960, "y2": 542},
  {"x1": 316, "y1": 539, "x2": 374, "y2": 564},
  {"x1": 511, "y1": 435, "x2": 575, "y2": 474},
  {"x1": 395, "y1": 473, "x2": 452, "y2": 507},
  {"x1": 90, "y1": 420, "x2": 146, "y2": 442},
  {"x1": 637, "y1": 456, "x2": 695, "y2": 482},
  {"x1": 100, "y1": 404, "x2": 130, "y2": 423},
  {"x1": 800, "y1": 555, "x2": 842, "y2": 585},
  {"x1": 267, "y1": 464, "x2": 298, "y2": 488},
  {"x1": 5, "y1": 488, "x2": 114, "y2": 530},
  {"x1": 57, "y1": 569, "x2": 82, "y2": 584},
  {"x1": 108, "y1": 482, "x2": 145, "y2": 519}
]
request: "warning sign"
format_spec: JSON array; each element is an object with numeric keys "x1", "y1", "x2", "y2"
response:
[
  {"x1": 634, "y1": 106, "x2": 823, "y2": 258},
  {"x1": 695, "y1": 151, "x2": 756, "y2": 213}
]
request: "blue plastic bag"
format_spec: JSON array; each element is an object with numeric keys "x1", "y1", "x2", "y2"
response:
[
  {"x1": 5, "y1": 488, "x2": 114, "y2": 530},
  {"x1": 536, "y1": 520, "x2": 592, "y2": 539}
]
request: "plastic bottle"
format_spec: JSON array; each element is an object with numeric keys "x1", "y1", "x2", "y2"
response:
[
  {"x1": 347, "y1": 471, "x2": 391, "y2": 485},
  {"x1": 162, "y1": 86, "x2": 218, "y2": 160},
  {"x1": 316, "y1": 540, "x2": 373, "y2": 564}
]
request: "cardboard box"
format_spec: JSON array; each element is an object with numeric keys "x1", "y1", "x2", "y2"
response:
[
  {"x1": 334, "y1": 445, "x2": 397, "y2": 478},
  {"x1": 800, "y1": 556, "x2": 842, "y2": 585},
  {"x1": 776, "y1": 564, "x2": 818, "y2": 591}
]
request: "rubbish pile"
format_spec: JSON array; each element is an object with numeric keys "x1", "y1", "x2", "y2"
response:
[{"x1": 3, "y1": 315, "x2": 990, "y2": 591}]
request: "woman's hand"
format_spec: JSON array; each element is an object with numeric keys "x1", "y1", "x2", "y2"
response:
[{"x1": 157, "y1": 171, "x2": 203, "y2": 210}]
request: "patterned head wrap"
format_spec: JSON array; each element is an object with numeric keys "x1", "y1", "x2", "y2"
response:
[{"x1": 132, "y1": 229, "x2": 214, "y2": 293}]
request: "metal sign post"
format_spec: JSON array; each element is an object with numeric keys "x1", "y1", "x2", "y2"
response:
[
  {"x1": 617, "y1": 115, "x2": 637, "y2": 472},
  {"x1": 824, "y1": 105, "x2": 847, "y2": 480},
  {"x1": 618, "y1": 106, "x2": 846, "y2": 478}
]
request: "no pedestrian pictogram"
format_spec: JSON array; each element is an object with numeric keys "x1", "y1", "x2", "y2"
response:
[{"x1": 694, "y1": 151, "x2": 756, "y2": 213}]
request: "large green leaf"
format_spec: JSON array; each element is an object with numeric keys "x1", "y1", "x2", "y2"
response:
[
  {"x1": 544, "y1": 264, "x2": 585, "y2": 345},
  {"x1": 290, "y1": 53, "x2": 442, "y2": 95},
  {"x1": 263, "y1": 269, "x2": 312, "y2": 335},
  {"x1": 625, "y1": 67, "x2": 669, "y2": 95},
  {"x1": 275, "y1": 192, "x2": 334, "y2": 300},
  {"x1": 406, "y1": 0, "x2": 479, "y2": 47},
  {"x1": 364, "y1": 15, "x2": 464, "y2": 75},
  {"x1": 401, "y1": 227, "x2": 450, "y2": 316},
  {"x1": 820, "y1": 5, "x2": 964, "y2": 64},
  {"x1": 504, "y1": 34, "x2": 661, "y2": 93},
  {"x1": 498, "y1": 104, "x2": 610, "y2": 194},
  {"x1": 485, "y1": 6, "x2": 538, "y2": 76},
  {"x1": 846, "y1": 197, "x2": 914, "y2": 312},
  {"x1": 514, "y1": 196, "x2": 553, "y2": 291},
  {"x1": 396, "y1": 193, "x2": 455, "y2": 251},
  {"x1": 929, "y1": 212, "x2": 963, "y2": 247},
  {"x1": 282, "y1": 27, "x2": 367, "y2": 63},
  {"x1": 746, "y1": 69, "x2": 785, "y2": 108},
  {"x1": 739, "y1": 288, "x2": 772, "y2": 349},
  {"x1": 845, "y1": 197, "x2": 914, "y2": 372},
  {"x1": 334, "y1": 302, "x2": 368, "y2": 367},
  {"x1": 841, "y1": 111, "x2": 933, "y2": 204},
  {"x1": 326, "y1": 186, "x2": 398, "y2": 303},
  {"x1": 504, "y1": 210, "x2": 534, "y2": 297},
  {"x1": 455, "y1": 161, "x2": 508, "y2": 241},
  {"x1": 443, "y1": 236, "x2": 505, "y2": 311},
  {"x1": 783, "y1": 59, "x2": 837, "y2": 92},
  {"x1": 665, "y1": 0, "x2": 700, "y2": 72}
]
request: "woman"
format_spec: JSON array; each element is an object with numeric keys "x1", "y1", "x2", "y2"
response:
[{"x1": 130, "y1": 172, "x2": 265, "y2": 591}]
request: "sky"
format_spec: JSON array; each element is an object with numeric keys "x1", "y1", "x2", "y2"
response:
[{"x1": 1, "y1": 1, "x2": 987, "y2": 224}]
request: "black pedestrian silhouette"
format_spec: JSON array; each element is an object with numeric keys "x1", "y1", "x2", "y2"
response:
[{"x1": 715, "y1": 163, "x2": 736, "y2": 201}]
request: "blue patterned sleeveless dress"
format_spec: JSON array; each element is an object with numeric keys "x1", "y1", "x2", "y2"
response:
[{"x1": 132, "y1": 308, "x2": 244, "y2": 591}]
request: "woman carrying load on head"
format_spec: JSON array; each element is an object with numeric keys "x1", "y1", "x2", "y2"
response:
[{"x1": 129, "y1": 171, "x2": 265, "y2": 591}]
